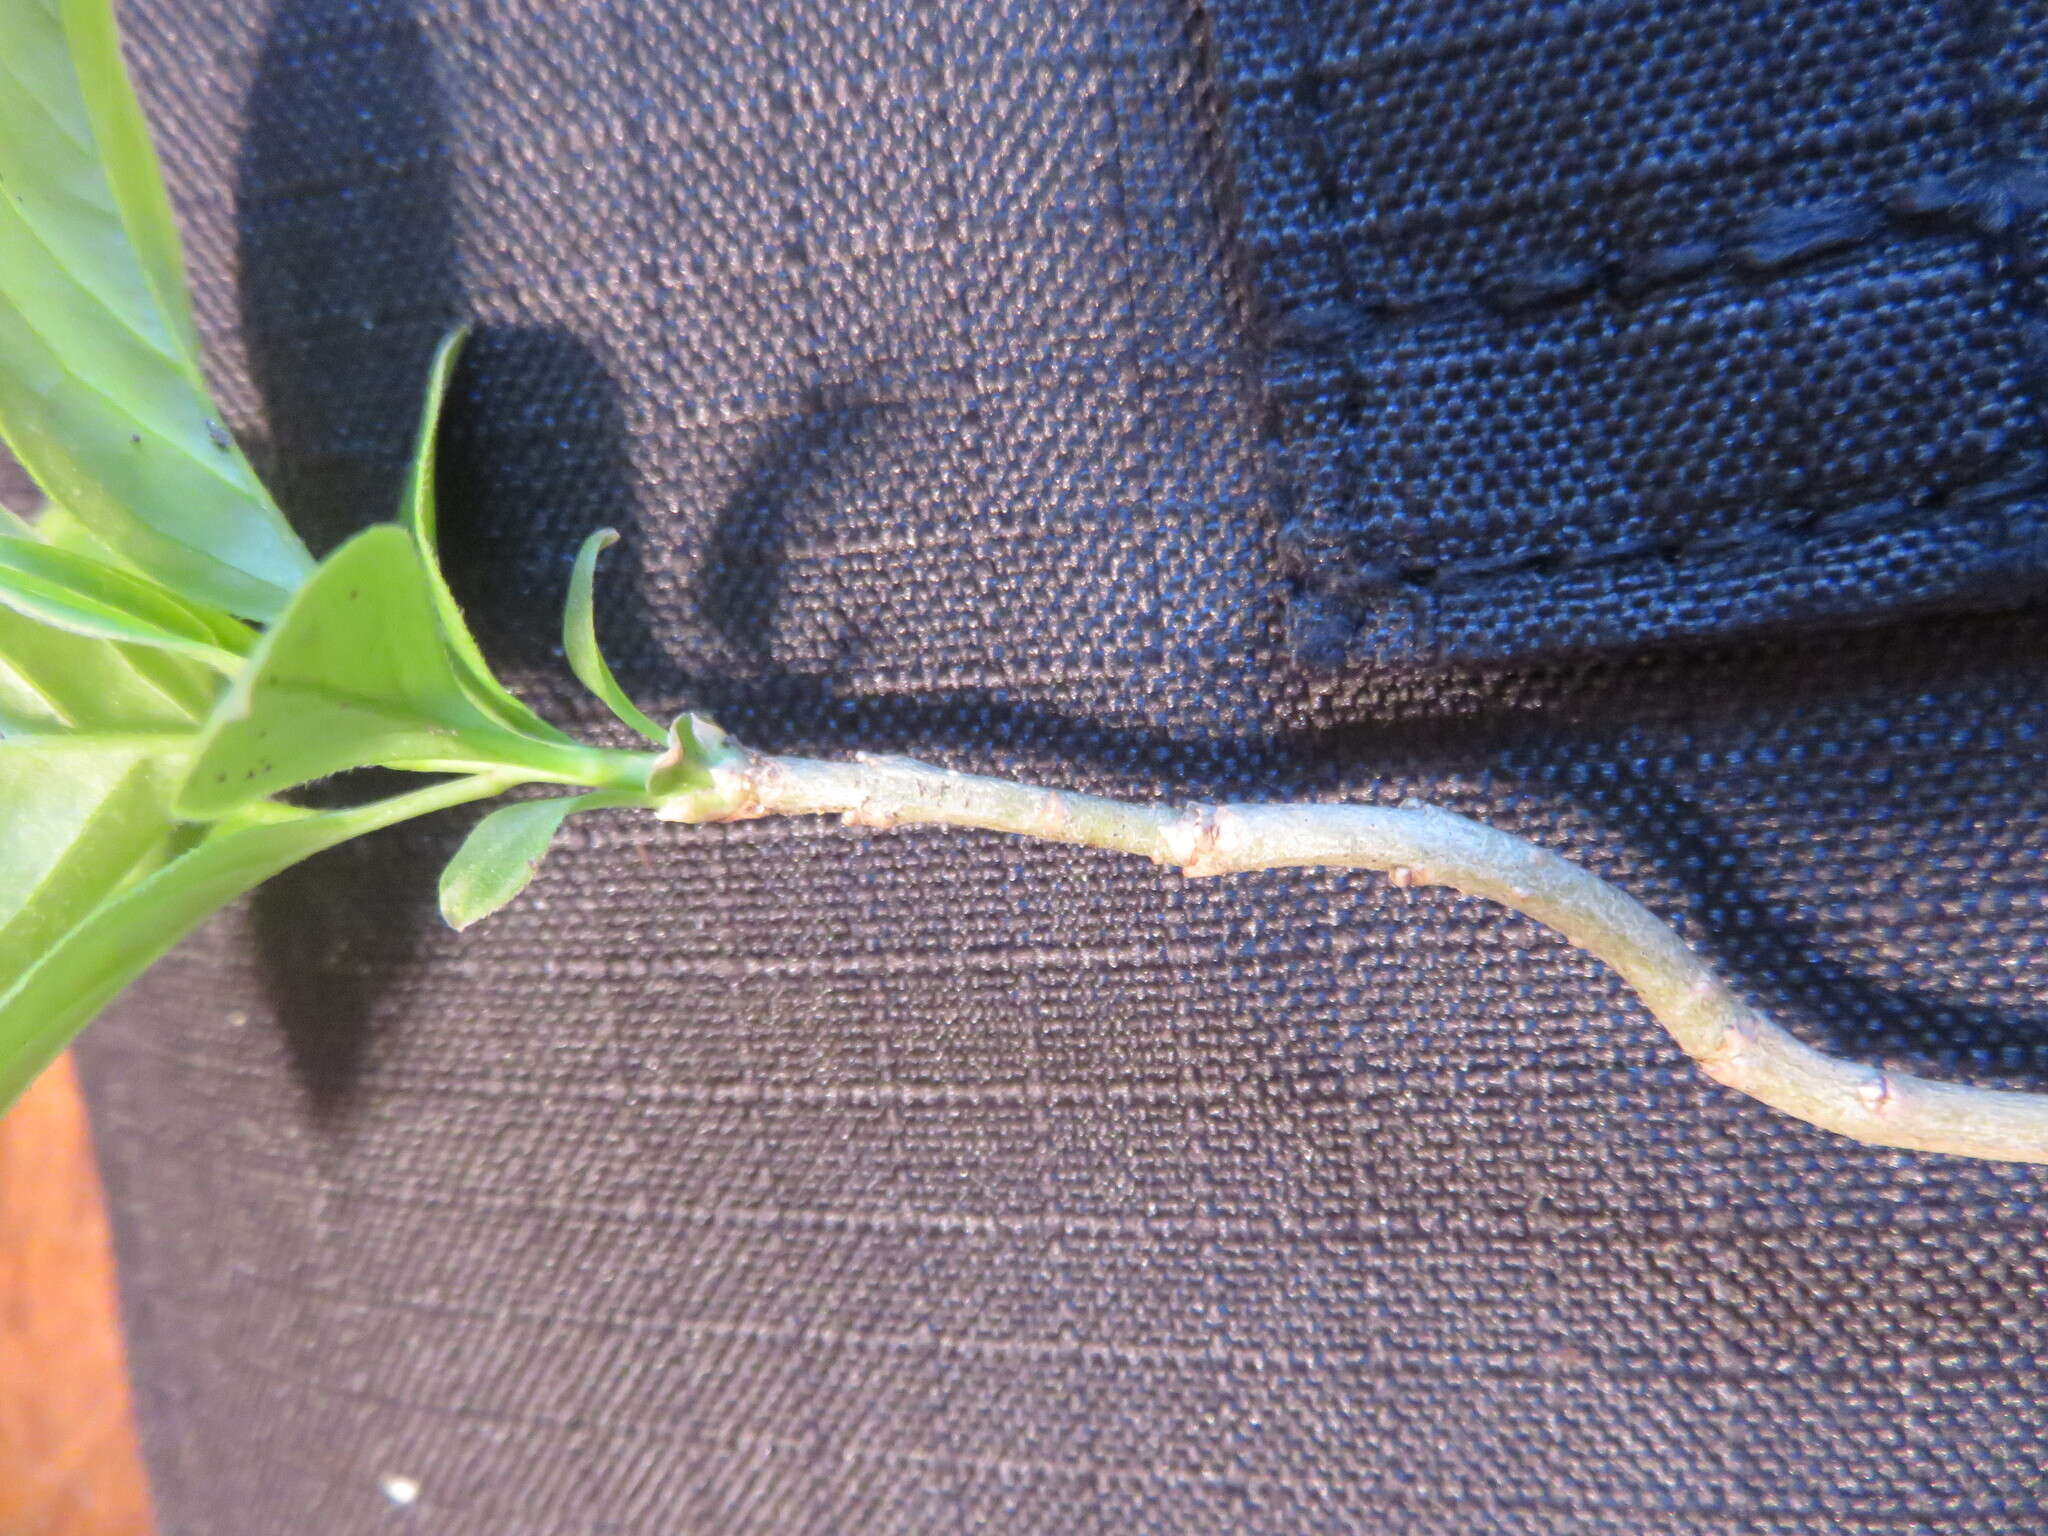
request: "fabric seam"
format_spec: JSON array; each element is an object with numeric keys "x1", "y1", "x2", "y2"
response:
[
  {"x1": 1255, "y1": 5, "x2": 2048, "y2": 649},
  {"x1": 1284, "y1": 451, "x2": 2048, "y2": 603}
]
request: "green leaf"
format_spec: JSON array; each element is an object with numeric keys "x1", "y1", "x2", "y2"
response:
[
  {"x1": 0, "y1": 526, "x2": 245, "y2": 670},
  {"x1": 0, "y1": 0, "x2": 313, "y2": 617},
  {"x1": 0, "y1": 601, "x2": 213, "y2": 730},
  {"x1": 644, "y1": 712, "x2": 726, "y2": 798},
  {"x1": 0, "y1": 771, "x2": 509, "y2": 1114},
  {"x1": 0, "y1": 506, "x2": 224, "y2": 727},
  {"x1": 400, "y1": 327, "x2": 571, "y2": 745},
  {"x1": 564, "y1": 528, "x2": 665, "y2": 745},
  {"x1": 33, "y1": 500, "x2": 140, "y2": 567},
  {"x1": 58, "y1": 0, "x2": 200, "y2": 361},
  {"x1": 179, "y1": 524, "x2": 607, "y2": 818},
  {"x1": 30, "y1": 501, "x2": 256, "y2": 654},
  {"x1": 0, "y1": 739, "x2": 185, "y2": 981},
  {"x1": 437, "y1": 790, "x2": 633, "y2": 930}
]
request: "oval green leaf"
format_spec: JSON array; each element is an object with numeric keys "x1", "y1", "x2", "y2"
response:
[
  {"x1": 437, "y1": 791, "x2": 631, "y2": 930},
  {"x1": 180, "y1": 524, "x2": 603, "y2": 818}
]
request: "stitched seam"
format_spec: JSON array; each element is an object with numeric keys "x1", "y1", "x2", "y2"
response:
[
  {"x1": 1287, "y1": 452, "x2": 2048, "y2": 602},
  {"x1": 1952, "y1": 0, "x2": 2048, "y2": 484},
  {"x1": 1275, "y1": 0, "x2": 1376, "y2": 499},
  {"x1": 1248, "y1": 6, "x2": 2048, "y2": 661},
  {"x1": 1270, "y1": 0, "x2": 1441, "y2": 647},
  {"x1": 1266, "y1": 165, "x2": 2048, "y2": 602},
  {"x1": 1259, "y1": 165, "x2": 2048, "y2": 350},
  {"x1": 1258, "y1": 103, "x2": 1982, "y2": 268}
]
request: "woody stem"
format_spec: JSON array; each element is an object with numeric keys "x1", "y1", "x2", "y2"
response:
[{"x1": 649, "y1": 745, "x2": 2048, "y2": 1166}]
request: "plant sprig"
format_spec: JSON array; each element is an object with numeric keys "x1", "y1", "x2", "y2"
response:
[{"x1": 1, "y1": 0, "x2": 2043, "y2": 1164}]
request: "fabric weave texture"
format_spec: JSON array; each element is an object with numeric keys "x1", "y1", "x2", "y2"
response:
[
  {"x1": 72, "y1": 0, "x2": 2048, "y2": 1531},
  {"x1": 1217, "y1": 0, "x2": 2048, "y2": 668}
]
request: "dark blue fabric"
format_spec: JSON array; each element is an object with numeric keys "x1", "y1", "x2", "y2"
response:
[
  {"x1": 72, "y1": 1, "x2": 2048, "y2": 1532},
  {"x1": 1212, "y1": 0, "x2": 2048, "y2": 668}
]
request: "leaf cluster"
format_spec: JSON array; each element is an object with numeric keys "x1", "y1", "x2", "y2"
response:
[{"x1": 0, "y1": 0, "x2": 715, "y2": 1113}]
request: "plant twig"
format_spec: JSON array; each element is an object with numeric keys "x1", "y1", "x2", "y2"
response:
[{"x1": 654, "y1": 744, "x2": 2048, "y2": 1165}]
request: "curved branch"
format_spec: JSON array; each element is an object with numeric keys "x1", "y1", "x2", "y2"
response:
[{"x1": 655, "y1": 746, "x2": 2048, "y2": 1165}]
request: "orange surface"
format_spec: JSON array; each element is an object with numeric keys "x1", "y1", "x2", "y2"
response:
[{"x1": 0, "y1": 1055, "x2": 154, "y2": 1536}]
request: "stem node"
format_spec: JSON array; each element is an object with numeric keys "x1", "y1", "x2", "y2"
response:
[{"x1": 1161, "y1": 804, "x2": 1225, "y2": 877}]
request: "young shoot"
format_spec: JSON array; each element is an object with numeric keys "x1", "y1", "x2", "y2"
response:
[{"x1": 0, "y1": 0, "x2": 2042, "y2": 1166}]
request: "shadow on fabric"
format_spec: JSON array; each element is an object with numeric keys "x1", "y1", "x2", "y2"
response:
[
  {"x1": 232, "y1": 4, "x2": 647, "y2": 1123},
  {"x1": 221, "y1": 0, "x2": 2048, "y2": 1140}
]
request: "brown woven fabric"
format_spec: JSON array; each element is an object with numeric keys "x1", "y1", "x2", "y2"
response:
[{"x1": 75, "y1": 0, "x2": 2048, "y2": 1531}]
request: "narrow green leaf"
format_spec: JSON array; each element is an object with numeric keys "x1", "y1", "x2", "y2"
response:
[
  {"x1": 0, "y1": 0, "x2": 313, "y2": 617},
  {"x1": 180, "y1": 524, "x2": 604, "y2": 818},
  {"x1": 33, "y1": 500, "x2": 140, "y2": 567},
  {"x1": 58, "y1": 0, "x2": 200, "y2": 361},
  {"x1": 438, "y1": 791, "x2": 634, "y2": 930},
  {"x1": 0, "y1": 503, "x2": 234, "y2": 720},
  {"x1": 0, "y1": 740, "x2": 184, "y2": 981},
  {"x1": 0, "y1": 528, "x2": 244, "y2": 670},
  {"x1": 400, "y1": 326, "x2": 572, "y2": 744},
  {"x1": 0, "y1": 612, "x2": 75, "y2": 731},
  {"x1": 31, "y1": 502, "x2": 257, "y2": 654},
  {"x1": 564, "y1": 528, "x2": 665, "y2": 745},
  {"x1": 0, "y1": 601, "x2": 212, "y2": 730},
  {"x1": 0, "y1": 771, "x2": 510, "y2": 1114}
]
